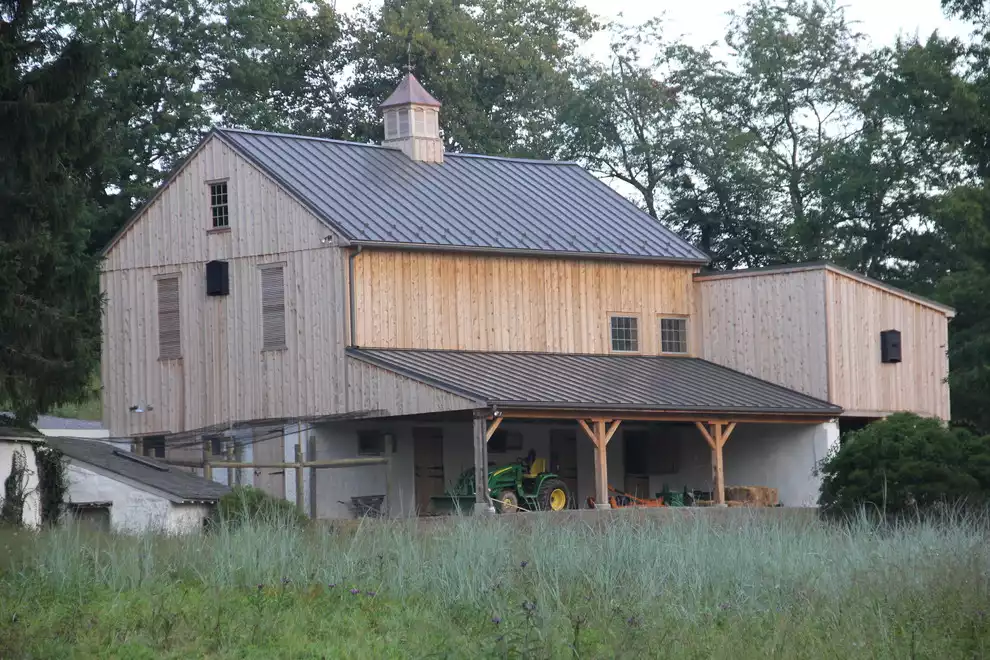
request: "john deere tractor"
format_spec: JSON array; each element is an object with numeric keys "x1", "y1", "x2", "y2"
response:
[{"x1": 431, "y1": 450, "x2": 571, "y2": 514}]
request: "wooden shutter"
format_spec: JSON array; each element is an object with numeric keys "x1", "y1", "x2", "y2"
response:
[
  {"x1": 157, "y1": 277, "x2": 181, "y2": 359},
  {"x1": 261, "y1": 266, "x2": 286, "y2": 350}
]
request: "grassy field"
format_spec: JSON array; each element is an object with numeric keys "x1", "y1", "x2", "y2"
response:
[{"x1": 1, "y1": 510, "x2": 988, "y2": 659}]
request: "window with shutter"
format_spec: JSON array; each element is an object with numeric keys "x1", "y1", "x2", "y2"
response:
[
  {"x1": 261, "y1": 265, "x2": 286, "y2": 351},
  {"x1": 157, "y1": 276, "x2": 181, "y2": 360}
]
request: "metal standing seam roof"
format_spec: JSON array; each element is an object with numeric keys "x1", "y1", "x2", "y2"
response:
[
  {"x1": 44, "y1": 436, "x2": 230, "y2": 502},
  {"x1": 346, "y1": 348, "x2": 842, "y2": 416},
  {"x1": 215, "y1": 127, "x2": 710, "y2": 263},
  {"x1": 380, "y1": 72, "x2": 442, "y2": 108}
]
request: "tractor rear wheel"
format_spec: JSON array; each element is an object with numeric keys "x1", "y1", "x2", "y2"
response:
[
  {"x1": 495, "y1": 489, "x2": 520, "y2": 513},
  {"x1": 537, "y1": 479, "x2": 570, "y2": 512}
]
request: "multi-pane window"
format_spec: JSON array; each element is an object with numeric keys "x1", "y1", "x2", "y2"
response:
[
  {"x1": 398, "y1": 108, "x2": 410, "y2": 135},
  {"x1": 260, "y1": 265, "x2": 286, "y2": 350},
  {"x1": 610, "y1": 315, "x2": 639, "y2": 352},
  {"x1": 660, "y1": 317, "x2": 689, "y2": 354},
  {"x1": 210, "y1": 181, "x2": 229, "y2": 228},
  {"x1": 157, "y1": 276, "x2": 181, "y2": 360}
]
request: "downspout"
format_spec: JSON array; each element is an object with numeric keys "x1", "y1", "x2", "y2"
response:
[{"x1": 348, "y1": 246, "x2": 362, "y2": 346}]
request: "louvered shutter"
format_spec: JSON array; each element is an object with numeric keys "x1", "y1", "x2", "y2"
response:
[
  {"x1": 261, "y1": 266, "x2": 286, "y2": 350},
  {"x1": 157, "y1": 277, "x2": 181, "y2": 359}
]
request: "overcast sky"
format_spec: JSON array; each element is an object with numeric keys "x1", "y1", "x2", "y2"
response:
[{"x1": 338, "y1": 0, "x2": 972, "y2": 54}]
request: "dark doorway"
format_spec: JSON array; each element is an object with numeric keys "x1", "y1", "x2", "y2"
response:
[
  {"x1": 549, "y1": 429, "x2": 578, "y2": 497},
  {"x1": 413, "y1": 427, "x2": 444, "y2": 515}
]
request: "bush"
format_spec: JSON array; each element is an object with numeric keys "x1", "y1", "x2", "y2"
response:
[
  {"x1": 213, "y1": 486, "x2": 307, "y2": 528},
  {"x1": 818, "y1": 413, "x2": 990, "y2": 517}
]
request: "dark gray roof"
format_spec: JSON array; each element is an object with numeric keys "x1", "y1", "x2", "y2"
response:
[
  {"x1": 44, "y1": 436, "x2": 229, "y2": 502},
  {"x1": 215, "y1": 128, "x2": 709, "y2": 263},
  {"x1": 380, "y1": 73, "x2": 441, "y2": 108},
  {"x1": 1, "y1": 413, "x2": 104, "y2": 431},
  {"x1": 347, "y1": 348, "x2": 842, "y2": 416}
]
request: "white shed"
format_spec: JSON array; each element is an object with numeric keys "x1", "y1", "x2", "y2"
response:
[
  {"x1": 0, "y1": 427, "x2": 43, "y2": 528},
  {"x1": 45, "y1": 436, "x2": 229, "y2": 534}
]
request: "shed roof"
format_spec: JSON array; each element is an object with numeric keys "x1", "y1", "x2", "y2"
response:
[
  {"x1": 214, "y1": 128, "x2": 709, "y2": 263},
  {"x1": 44, "y1": 436, "x2": 229, "y2": 502},
  {"x1": 346, "y1": 348, "x2": 842, "y2": 417}
]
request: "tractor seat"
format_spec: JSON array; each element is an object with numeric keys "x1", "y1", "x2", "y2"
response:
[{"x1": 526, "y1": 458, "x2": 547, "y2": 477}]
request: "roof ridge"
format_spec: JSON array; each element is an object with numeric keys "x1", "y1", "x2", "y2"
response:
[
  {"x1": 215, "y1": 126, "x2": 398, "y2": 152},
  {"x1": 445, "y1": 152, "x2": 578, "y2": 166}
]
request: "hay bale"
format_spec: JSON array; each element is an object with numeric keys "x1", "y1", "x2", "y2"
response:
[{"x1": 724, "y1": 486, "x2": 779, "y2": 507}]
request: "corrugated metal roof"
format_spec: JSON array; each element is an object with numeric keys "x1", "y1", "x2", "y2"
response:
[
  {"x1": 347, "y1": 348, "x2": 842, "y2": 416},
  {"x1": 216, "y1": 128, "x2": 709, "y2": 262},
  {"x1": 45, "y1": 436, "x2": 230, "y2": 502}
]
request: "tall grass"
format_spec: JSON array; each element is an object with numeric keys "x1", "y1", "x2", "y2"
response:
[{"x1": 2, "y1": 510, "x2": 989, "y2": 658}]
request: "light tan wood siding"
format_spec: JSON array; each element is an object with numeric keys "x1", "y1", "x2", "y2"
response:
[
  {"x1": 346, "y1": 359, "x2": 481, "y2": 418},
  {"x1": 101, "y1": 134, "x2": 349, "y2": 437},
  {"x1": 695, "y1": 270, "x2": 830, "y2": 400},
  {"x1": 352, "y1": 250, "x2": 697, "y2": 354},
  {"x1": 826, "y1": 270, "x2": 950, "y2": 419}
]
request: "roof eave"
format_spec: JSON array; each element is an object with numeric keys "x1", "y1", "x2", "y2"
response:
[
  {"x1": 348, "y1": 240, "x2": 710, "y2": 266},
  {"x1": 492, "y1": 400, "x2": 842, "y2": 419}
]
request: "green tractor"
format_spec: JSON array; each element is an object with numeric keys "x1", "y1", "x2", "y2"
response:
[{"x1": 431, "y1": 450, "x2": 572, "y2": 514}]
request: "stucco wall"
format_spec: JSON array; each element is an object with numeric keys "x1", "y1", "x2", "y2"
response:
[
  {"x1": 0, "y1": 440, "x2": 41, "y2": 528},
  {"x1": 66, "y1": 462, "x2": 212, "y2": 534}
]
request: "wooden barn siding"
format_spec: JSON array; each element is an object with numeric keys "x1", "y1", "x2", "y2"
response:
[
  {"x1": 345, "y1": 359, "x2": 481, "y2": 418},
  {"x1": 101, "y1": 135, "x2": 348, "y2": 436},
  {"x1": 694, "y1": 270, "x2": 830, "y2": 400},
  {"x1": 352, "y1": 250, "x2": 697, "y2": 354},
  {"x1": 103, "y1": 134, "x2": 331, "y2": 272},
  {"x1": 826, "y1": 270, "x2": 950, "y2": 419}
]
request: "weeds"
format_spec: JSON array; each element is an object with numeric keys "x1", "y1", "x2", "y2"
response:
[{"x1": 0, "y1": 510, "x2": 989, "y2": 658}]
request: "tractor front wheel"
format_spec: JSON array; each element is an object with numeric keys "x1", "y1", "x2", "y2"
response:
[
  {"x1": 495, "y1": 489, "x2": 520, "y2": 513},
  {"x1": 537, "y1": 479, "x2": 570, "y2": 512}
]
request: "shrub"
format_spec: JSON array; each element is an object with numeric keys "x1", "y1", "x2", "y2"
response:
[
  {"x1": 818, "y1": 412, "x2": 990, "y2": 517},
  {"x1": 213, "y1": 486, "x2": 307, "y2": 528}
]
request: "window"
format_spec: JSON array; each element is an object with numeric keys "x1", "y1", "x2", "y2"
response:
[
  {"x1": 398, "y1": 108, "x2": 410, "y2": 136},
  {"x1": 624, "y1": 429, "x2": 679, "y2": 475},
  {"x1": 260, "y1": 265, "x2": 286, "y2": 350},
  {"x1": 385, "y1": 110, "x2": 397, "y2": 138},
  {"x1": 157, "y1": 276, "x2": 181, "y2": 360},
  {"x1": 209, "y1": 181, "x2": 229, "y2": 228},
  {"x1": 140, "y1": 435, "x2": 166, "y2": 459},
  {"x1": 426, "y1": 110, "x2": 438, "y2": 137},
  {"x1": 414, "y1": 107, "x2": 426, "y2": 135},
  {"x1": 609, "y1": 315, "x2": 639, "y2": 352},
  {"x1": 358, "y1": 430, "x2": 385, "y2": 456},
  {"x1": 207, "y1": 435, "x2": 225, "y2": 457},
  {"x1": 488, "y1": 429, "x2": 523, "y2": 454},
  {"x1": 660, "y1": 317, "x2": 688, "y2": 354}
]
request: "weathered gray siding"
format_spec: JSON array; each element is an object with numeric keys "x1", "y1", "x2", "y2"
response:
[
  {"x1": 345, "y1": 359, "x2": 481, "y2": 418},
  {"x1": 695, "y1": 269, "x2": 830, "y2": 400},
  {"x1": 101, "y1": 134, "x2": 348, "y2": 436}
]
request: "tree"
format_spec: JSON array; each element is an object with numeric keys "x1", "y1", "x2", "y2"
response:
[
  {"x1": 0, "y1": 0, "x2": 104, "y2": 423},
  {"x1": 818, "y1": 413, "x2": 990, "y2": 517},
  {"x1": 348, "y1": 0, "x2": 597, "y2": 157}
]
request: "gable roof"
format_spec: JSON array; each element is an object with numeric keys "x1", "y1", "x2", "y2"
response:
[
  {"x1": 347, "y1": 348, "x2": 842, "y2": 417},
  {"x1": 380, "y1": 73, "x2": 442, "y2": 108},
  {"x1": 45, "y1": 436, "x2": 229, "y2": 502},
  {"x1": 214, "y1": 128, "x2": 709, "y2": 263}
]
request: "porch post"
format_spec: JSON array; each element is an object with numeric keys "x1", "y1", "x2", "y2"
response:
[
  {"x1": 695, "y1": 421, "x2": 737, "y2": 506},
  {"x1": 473, "y1": 411, "x2": 495, "y2": 515},
  {"x1": 578, "y1": 418, "x2": 622, "y2": 510}
]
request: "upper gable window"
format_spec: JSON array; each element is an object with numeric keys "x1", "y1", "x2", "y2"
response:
[
  {"x1": 210, "y1": 181, "x2": 229, "y2": 228},
  {"x1": 660, "y1": 317, "x2": 689, "y2": 354},
  {"x1": 609, "y1": 315, "x2": 639, "y2": 353}
]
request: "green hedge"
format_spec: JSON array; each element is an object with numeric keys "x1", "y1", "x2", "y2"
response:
[
  {"x1": 818, "y1": 413, "x2": 990, "y2": 517},
  {"x1": 212, "y1": 486, "x2": 308, "y2": 528}
]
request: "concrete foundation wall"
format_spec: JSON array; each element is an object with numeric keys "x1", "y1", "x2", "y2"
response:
[{"x1": 306, "y1": 418, "x2": 837, "y2": 519}]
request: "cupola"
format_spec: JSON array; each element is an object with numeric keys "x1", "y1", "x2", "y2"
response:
[{"x1": 380, "y1": 72, "x2": 443, "y2": 164}]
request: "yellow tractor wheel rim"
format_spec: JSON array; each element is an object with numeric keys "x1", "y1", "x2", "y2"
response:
[{"x1": 549, "y1": 488, "x2": 567, "y2": 511}]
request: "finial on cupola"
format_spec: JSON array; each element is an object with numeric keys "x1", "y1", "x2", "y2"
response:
[{"x1": 380, "y1": 59, "x2": 444, "y2": 164}]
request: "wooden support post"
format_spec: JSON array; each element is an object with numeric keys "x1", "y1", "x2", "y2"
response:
[
  {"x1": 473, "y1": 412, "x2": 495, "y2": 514},
  {"x1": 226, "y1": 444, "x2": 235, "y2": 488},
  {"x1": 713, "y1": 423, "x2": 725, "y2": 505},
  {"x1": 578, "y1": 418, "x2": 621, "y2": 510},
  {"x1": 693, "y1": 421, "x2": 738, "y2": 506},
  {"x1": 294, "y1": 444, "x2": 305, "y2": 515},
  {"x1": 485, "y1": 416, "x2": 504, "y2": 441},
  {"x1": 307, "y1": 435, "x2": 317, "y2": 519}
]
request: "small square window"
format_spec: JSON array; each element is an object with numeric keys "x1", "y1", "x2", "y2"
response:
[
  {"x1": 488, "y1": 429, "x2": 523, "y2": 454},
  {"x1": 210, "y1": 181, "x2": 229, "y2": 228},
  {"x1": 660, "y1": 317, "x2": 688, "y2": 354},
  {"x1": 610, "y1": 315, "x2": 639, "y2": 352},
  {"x1": 358, "y1": 430, "x2": 386, "y2": 456}
]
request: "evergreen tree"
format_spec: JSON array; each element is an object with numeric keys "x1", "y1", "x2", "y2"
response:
[{"x1": 0, "y1": 0, "x2": 104, "y2": 423}]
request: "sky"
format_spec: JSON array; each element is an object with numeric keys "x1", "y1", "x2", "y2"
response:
[{"x1": 337, "y1": 0, "x2": 973, "y2": 55}]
